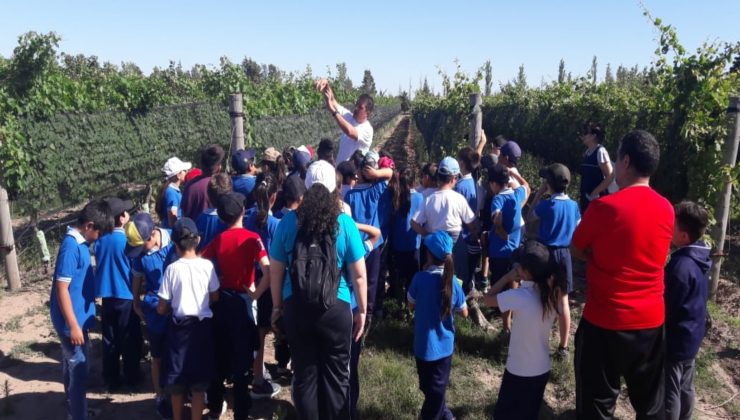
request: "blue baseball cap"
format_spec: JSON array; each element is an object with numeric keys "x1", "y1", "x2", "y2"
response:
[
  {"x1": 423, "y1": 231, "x2": 453, "y2": 261},
  {"x1": 437, "y1": 157, "x2": 460, "y2": 177},
  {"x1": 500, "y1": 141, "x2": 522, "y2": 165},
  {"x1": 232, "y1": 149, "x2": 257, "y2": 173}
]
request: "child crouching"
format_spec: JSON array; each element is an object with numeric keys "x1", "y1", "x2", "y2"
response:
[{"x1": 156, "y1": 218, "x2": 219, "y2": 420}]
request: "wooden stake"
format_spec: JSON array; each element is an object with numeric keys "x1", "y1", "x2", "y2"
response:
[
  {"x1": 469, "y1": 94, "x2": 482, "y2": 149},
  {"x1": 0, "y1": 185, "x2": 21, "y2": 291},
  {"x1": 709, "y1": 96, "x2": 740, "y2": 301},
  {"x1": 230, "y1": 93, "x2": 245, "y2": 153}
]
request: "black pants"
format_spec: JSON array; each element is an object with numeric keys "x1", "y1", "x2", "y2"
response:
[
  {"x1": 575, "y1": 318, "x2": 665, "y2": 420},
  {"x1": 388, "y1": 249, "x2": 419, "y2": 302},
  {"x1": 494, "y1": 369, "x2": 550, "y2": 420},
  {"x1": 207, "y1": 290, "x2": 258, "y2": 420},
  {"x1": 349, "y1": 315, "x2": 363, "y2": 420},
  {"x1": 365, "y1": 246, "x2": 383, "y2": 318},
  {"x1": 101, "y1": 297, "x2": 142, "y2": 386},
  {"x1": 416, "y1": 356, "x2": 454, "y2": 420},
  {"x1": 284, "y1": 298, "x2": 353, "y2": 420}
]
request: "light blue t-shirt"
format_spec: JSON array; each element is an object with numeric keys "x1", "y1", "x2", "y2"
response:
[
  {"x1": 195, "y1": 209, "x2": 227, "y2": 251},
  {"x1": 390, "y1": 191, "x2": 423, "y2": 252},
  {"x1": 131, "y1": 228, "x2": 176, "y2": 333},
  {"x1": 160, "y1": 184, "x2": 182, "y2": 229},
  {"x1": 535, "y1": 194, "x2": 581, "y2": 247},
  {"x1": 94, "y1": 227, "x2": 133, "y2": 299},
  {"x1": 344, "y1": 181, "x2": 390, "y2": 249},
  {"x1": 50, "y1": 227, "x2": 97, "y2": 337},
  {"x1": 489, "y1": 186, "x2": 527, "y2": 258},
  {"x1": 270, "y1": 211, "x2": 365, "y2": 304},
  {"x1": 407, "y1": 266, "x2": 467, "y2": 361}
]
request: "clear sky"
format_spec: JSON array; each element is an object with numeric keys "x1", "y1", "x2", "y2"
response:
[{"x1": 1, "y1": 1, "x2": 738, "y2": 94}]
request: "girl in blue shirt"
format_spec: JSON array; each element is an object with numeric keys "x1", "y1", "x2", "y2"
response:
[
  {"x1": 387, "y1": 165, "x2": 423, "y2": 302},
  {"x1": 408, "y1": 231, "x2": 469, "y2": 420},
  {"x1": 455, "y1": 146, "x2": 482, "y2": 294}
]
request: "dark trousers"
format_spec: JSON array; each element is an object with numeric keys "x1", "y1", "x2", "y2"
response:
[
  {"x1": 207, "y1": 290, "x2": 257, "y2": 420},
  {"x1": 388, "y1": 249, "x2": 419, "y2": 302},
  {"x1": 284, "y1": 298, "x2": 353, "y2": 420},
  {"x1": 416, "y1": 356, "x2": 454, "y2": 420},
  {"x1": 101, "y1": 297, "x2": 142, "y2": 385},
  {"x1": 365, "y1": 246, "x2": 383, "y2": 318},
  {"x1": 575, "y1": 318, "x2": 665, "y2": 420},
  {"x1": 665, "y1": 358, "x2": 695, "y2": 420},
  {"x1": 549, "y1": 246, "x2": 574, "y2": 293},
  {"x1": 349, "y1": 316, "x2": 363, "y2": 420},
  {"x1": 494, "y1": 369, "x2": 550, "y2": 420}
]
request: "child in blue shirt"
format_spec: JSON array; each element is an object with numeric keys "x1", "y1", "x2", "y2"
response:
[
  {"x1": 408, "y1": 231, "x2": 468, "y2": 420},
  {"x1": 157, "y1": 157, "x2": 191, "y2": 229},
  {"x1": 454, "y1": 146, "x2": 482, "y2": 294},
  {"x1": 231, "y1": 149, "x2": 258, "y2": 208},
  {"x1": 387, "y1": 165, "x2": 423, "y2": 301},
  {"x1": 195, "y1": 173, "x2": 231, "y2": 251},
  {"x1": 125, "y1": 212, "x2": 177, "y2": 418},
  {"x1": 94, "y1": 197, "x2": 142, "y2": 389},
  {"x1": 487, "y1": 164, "x2": 530, "y2": 332},
  {"x1": 50, "y1": 200, "x2": 112, "y2": 420}
]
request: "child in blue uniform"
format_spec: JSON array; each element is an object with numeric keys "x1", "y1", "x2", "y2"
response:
[
  {"x1": 387, "y1": 165, "x2": 423, "y2": 301},
  {"x1": 94, "y1": 197, "x2": 142, "y2": 389},
  {"x1": 231, "y1": 149, "x2": 258, "y2": 208},
  {"x1": 408, "y1": 231, "x2": 468, "y2": 420},
  {"x1": 195, "y1": 173, "x2": 231, "y2": 251},
  {"x1": 157, "y1": 218, "x2": 219, "y2": 420},
  {"x1": 157, "y1": 157, "x2": 191, "y2": 229},
  {"x1": 50, "y1": 200, "x2": 112, "y2": 420},
  {"x1": 454, "y1": 146, "x2": 481, "y2": 293}
]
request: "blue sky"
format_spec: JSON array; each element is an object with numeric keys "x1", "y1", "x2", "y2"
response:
[{"x1": 1, "y1": 1, "x2": 738, "y2": 94}]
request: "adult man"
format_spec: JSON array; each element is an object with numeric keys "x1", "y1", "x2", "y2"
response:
[
  {"x1": 571, "y1": 130, "x2": 674, "y2": 419},
  {"x1": 316, "y1": 79, "x2": 374, "y2": 163}
]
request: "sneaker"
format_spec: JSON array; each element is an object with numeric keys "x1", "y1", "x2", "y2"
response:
[
  {"x1": 276, "y1": 365, "x2": 292, "y2": 377},
  {"x1": 156, "y1": 395, "x2": 173, "y2": 420},
  {"x1": 250, "y1": 379, "x2": 281, "y2": 399}
]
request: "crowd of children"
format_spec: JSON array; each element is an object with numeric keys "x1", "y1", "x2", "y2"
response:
[{"x1": 49, "y1": 91, "x2": 712, "y2": 420}]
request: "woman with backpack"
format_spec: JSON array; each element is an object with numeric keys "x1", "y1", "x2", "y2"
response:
[{"x1": 269, "y1": 170, "x2": 368, "y2": 419}]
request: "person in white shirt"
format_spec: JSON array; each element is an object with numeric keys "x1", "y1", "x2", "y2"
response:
[
  {"x1": 315, "y1": 78, "x2": 374, "y2": 163},
  {"x1": 482, "y1": 240, "x2": 567, "y2": 420}
]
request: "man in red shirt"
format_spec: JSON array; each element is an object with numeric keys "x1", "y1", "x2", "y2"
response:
[
  {"x1": 572, "y1": 130, "x2": 674, "y2": 420},
  {"x1": 201, "y1": 191, "x2": 271, "y2": 420}
]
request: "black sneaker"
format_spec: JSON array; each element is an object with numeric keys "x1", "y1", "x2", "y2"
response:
[{"x1": 250, "y1": 379, "x2": 281, "y2": 399}]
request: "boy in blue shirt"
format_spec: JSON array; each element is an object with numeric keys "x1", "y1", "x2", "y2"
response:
[
  {"x1": 95, "y1": 197, "x2": 142, "y2": 390},
  {"x1": 487, "y1": 164, "x2": 530, "y2": 332},
  {"x1": 231, "y1": 149, "x2": 258, "y2": 207},
  {"x1": 125, "y1": 212, "x2": 177, "y2": 418},
  {"x1": 664, "y1": 201, "x2": 711, "y2": 420},
  {"x1": 51, "y1": 200, "x2": 113, "y2": 420},
  {"x1": 195, "y1": 173, "x2": 231, "y2": 251},
  {"x1": 528, "y1": 163, "x2": 580, "y2": 357}
]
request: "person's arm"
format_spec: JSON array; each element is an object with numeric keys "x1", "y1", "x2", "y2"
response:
[
  {"x1": 55, "y1": 281, "x2": 84, "y2": 345},
  {"x1": 482, "y1": 266, "x2": 520, "y2": 307},
  {"x1": 411, "y1": 220, "x2": 428, "y2": 237},
  {"x1": 475, "y1": 130, "x2": 487, "y2": 156},
  {"x1": 132, "y1": 273, "x2": 145, "y2": 320},
  {"x1": 465, "y1": 220, "x2": 479, "y2": 241},
  {"x1": 347, "y1": 258, "x2": 367, "y2": 342},
  {"x1": 509, "y1": 169, "x2": 530, "y2": 205},
  {"x1": 167, "y1": 210, "x2": 178, "y2": 229},
  {"x1": 322, "y1": 84, "x2": 361, "y2": 141},
  {"x1": 269, "y1": 259, "x2": 286, "y2": 330},
  {"x1": 249, "y1": 256, "x2": 272, "y2": 299},
  {"x1": 527, "y1": 182, "x2": 548, "y2": 222},
  {"x1": 590, "y1": 160, "x2": 614, "y2": 198},
  {"x1": 156, "y1": 298, "x2": 170, "y2": 315},
  {"x1": 356, "y1": 223, "x2": 381, "y2": 249},
  {"x1": 493, "y1": 211, "x2": 507, "y2": 240},
  {"x1": 363, "y1": 166, "x2": 393, "y2": 181},
  {"x1": 209, "y1": 290, "x2": 220, "y2": 304}
]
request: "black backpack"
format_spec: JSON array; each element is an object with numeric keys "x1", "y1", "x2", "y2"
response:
[{"x1": 289, "y1": 231, "x2": 340, "y2": 311}]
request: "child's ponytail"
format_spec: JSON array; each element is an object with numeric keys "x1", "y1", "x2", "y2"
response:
[
  {"x1": 440, "y1": 254, "x2": 454, "y2": 319},
  {"x1": 155, "y1": 176, "x2": 176, "y2": 220},
  {"x1": 253, "y1": 173, "x2": 278, "y2": 230}
]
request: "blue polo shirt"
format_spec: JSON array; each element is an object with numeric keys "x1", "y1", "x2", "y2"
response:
[
  {"x1": 160, "y1": 184, "x2": 182, "y2": 229},
  {"x1": 489, "y1": 186, "x2": 527, "y2": 258},
  {"x1": 344, "y1": 181, "x2": 390, "y2": 249},
  {"x1": 390, "y1": 191, "x2": 423, "y2": 252},
  {"x1": 233, "y1": 174, "x2": 257, "y2": 203},
  {"x1": 131, "y1": 228, "x2": 176, "y2": 333},
  {"x1": 407, "y1": 266, "x2": 467, "y2": 361},
  {"x1": 270, "y1": 211, "x2": 365, "y2": 304},
  {"x1": 94, "y1": 227, "x2": 133, "y2": 299},
  {"x1": 244, "y1": 207, "x2": 280, "y2": 254},
  {"x1": 50, "y1": 227, "x2": 97, "y2": 337},
  {"x1": 454, "y1": 174, "x2": 477, "y2": 215},
  {"x1": 534, "y1": 194, "x2": 581, "y2": 247},
  {"x1": 196, "y1": 208, "x2": 227, "y2": 251}
]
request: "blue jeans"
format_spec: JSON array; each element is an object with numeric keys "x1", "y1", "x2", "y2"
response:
[{"x1": 59, "y1": 331, "x2": 90, "y2": 420}]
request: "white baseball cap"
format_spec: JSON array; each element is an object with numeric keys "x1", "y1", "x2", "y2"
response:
[
  {"x1": 304, "y1": 160, "x2": 337, "y2": 193},
  {"x1": 161, "y1": 157, "x2": 192, "y2": 178}
]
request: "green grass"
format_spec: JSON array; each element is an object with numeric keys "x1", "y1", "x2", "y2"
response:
[
  {"x1": 1, "y1": 316, "x2": 22, "y2": 332},
  {"x1": 707, "y1": 301, "x2": 740, "y2": 330},
  {"x1": 8, "y1": 341, "x2": 42, "y2": 360}
]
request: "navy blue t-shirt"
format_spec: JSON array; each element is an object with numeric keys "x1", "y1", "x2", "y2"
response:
[
  {"x1": 94, "y1": 227, "x2": 133, "y2": 299},
  {"x1": 195, "y1": 209, "x2": 227, "y2": 252},
  {"x1": 534, "y1": 194, "x2": 581, "y2": 247},
  {"x1": 390, "y1": 191, "x2": 423, "y2": 252},
  {"x1": 407, "y1": 266, "x2": 467, "y2": 361}
]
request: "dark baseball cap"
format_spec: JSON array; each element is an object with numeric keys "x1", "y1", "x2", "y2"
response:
[
  {"x1": 232, "y1": 149, "x2": 257, "y2": 173},
  {"x1": 538, "y1": 163, "x2": 571, "y2": 189},
  {"x1": 500, "y1": 141, "x2": 522, "y2": 165},
  {"x1": 104, "y1": 197, "x2": 134, "y2": 217},
  {"x1": 283, "y1": 175, "x2": 307, "y2": 203},
  {"x1": 481, "y1": 153, "x2": 498, "y2": 171},
  {"x1": 216, "y1": 191, "x2": 246, "y2": 223},
  {"x1": 124, "y1": 212, "x2": 155, "y2": 258},
  {"x1": 512, "y1": 240, "x2": 552, "y2": 281},
  {"x1": 171, "y1": 217, "x2": 199, "y2": 243}
]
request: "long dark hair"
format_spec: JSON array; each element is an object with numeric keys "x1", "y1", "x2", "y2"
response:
[
  {"x1": 457, "y1": 146, "x2": 481, "y2": 182},
  {"x1": 155, "y1": 176, "x2": 177, "y2": 219},
  {"x1": 263, "y1": 156, "x2": 287, "y2": 187},
  {"x1": 524, "y1": 256, "x2": 566, "y2": 320},
  {"x1": 296, "y1": 184, "x2": 341, "y2": 241},
  {"x1": 252, "y1": 172, "x2": 278, "y2": 230},
  {"x1": 389, "y1": 165, "x2": 415, "y2": 217},
  {"x1": 430, "y1": 253, "x2": 455, "y2": 319}
]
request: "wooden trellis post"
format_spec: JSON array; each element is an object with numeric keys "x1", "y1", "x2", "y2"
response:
[
  {"x1": 230, "y1": 93, "x2": 245, "y2": 153},
  {"x1": 0, "y1": 185, "x2": 21, "y2": 291}
]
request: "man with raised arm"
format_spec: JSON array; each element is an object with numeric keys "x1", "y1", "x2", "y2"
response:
[{"x1": 316, "y1": 78, "x2": 374, "y2": 163}]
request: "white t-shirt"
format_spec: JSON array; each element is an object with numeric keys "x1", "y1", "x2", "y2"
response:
[
  {"x1": 413, "y1": 189, "x2": 476, "y2": 236},
  {"x1": 419, "y1": 186, "x2": 438, "y2": 199},
  {"x1": 158, "y1": 257, "x2": 219, "y2": 320},
  {"x1": 497, "y1": 281, "x2": 557, "y2": 377},
  {"x1": 335, "y1": 104, "x2": 374, "y2": 163},
  {"x1": 584, "y1": 145, "x2": 611, "y2": 165}
]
